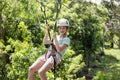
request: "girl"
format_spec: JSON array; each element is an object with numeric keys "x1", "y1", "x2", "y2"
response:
[{"x1": 28, "y1": 18, "x2": 70, "y2": 80}]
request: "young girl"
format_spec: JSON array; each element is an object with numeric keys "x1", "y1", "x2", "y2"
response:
[{"x1": 28, "y1": 18, "x2": 70, "y2": 80}]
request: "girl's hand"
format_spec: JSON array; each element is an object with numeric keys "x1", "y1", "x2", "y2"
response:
[
  {"x1": 45, "y1": 24, "x2": 50, "y2": 30},
  {"x1": 52, "y1": 32, "x2": 56, "y2": 39}
]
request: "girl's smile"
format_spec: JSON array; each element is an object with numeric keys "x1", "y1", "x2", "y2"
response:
[{"x1": 58, "y1": 26, "x2": 68, "y2": 35}]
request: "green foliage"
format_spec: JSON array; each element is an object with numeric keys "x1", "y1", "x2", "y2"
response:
[
  {"x1": 49, "y1": 48, "x2": 78, "y2": 79},
  {"x1": 76, "y1": 76, "x2": 86, "y2": 80},
  {"x1": 65, "y1": 1, "x2": 108, "y2": 58},
  {"x1": 91, "y1": 48, "x2": 120, "y2": 80},
  {"x1": 1, "y1": 0, "x2": 43, "y2": 45},
  {"x1": 92, "y1": 71, "x2": 105, "y2": 80},
  {"x1": 6, "y1": 39, "x2": 41, "y2": 79},
  {"x1": 0, "y1": 40, "x2": 5, "y2": 55},
  {"x1": 6, "y1": 37, "x2": 46, "y2": 80},
  {"x1": 18, "y1": 21, "x2": 31, "y2": 41},
  {"x1": 72, "y1": 3, "x2": 107, "y2": 67},
  {"x1": 102, "y1": 0, "x2": 120, "y2": 48},
  {"x1": 1, "y1": 0, "x2": 119, "y2": 80},
  {"x1": 68, "y1": 54, "x2": 85, "y2": 74},
  {"x1": 2, "y1": 21, "x2": 45, "y2": 80},
  {"x1": 0, "y1": 40, "x2": 4, "y2": 78}
]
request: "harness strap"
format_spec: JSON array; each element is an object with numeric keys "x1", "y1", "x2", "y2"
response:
[
  {"x1": 52, "y1": 54, "x2": 56, "y2": 80},
  {"x1": 45, "y1": 51, "x2": 57, "y2": 66}
]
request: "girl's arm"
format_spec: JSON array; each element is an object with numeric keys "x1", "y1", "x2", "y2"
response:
[
  {"x1": 52, "y1": 33, "x2": 67, "y2": 53},
  {"x1": 43, "y1": 25, "x2": 52, "y2": 44}
]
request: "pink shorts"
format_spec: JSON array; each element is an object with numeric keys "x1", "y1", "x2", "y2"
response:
[{"x1": 38, "y1": 52, "x2": 55, "y2": 67}]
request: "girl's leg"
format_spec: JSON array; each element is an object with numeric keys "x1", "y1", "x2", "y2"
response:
[
  {"x1": 28, "y1": 56, "x2": 45, "y2": 80},
  {"x1": 38, "y1": 57, "x2": 54, "y2": 80}
]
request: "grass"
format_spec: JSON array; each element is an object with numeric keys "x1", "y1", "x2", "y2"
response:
[
  {"x1": 103, "y1": 49, "x2": 120, "y2": 80},
  {"x1": 91, "y1": 48, "x2": 120, "y2": 80},
  {"x1": 105, "y1": 48, "x2": 120, "y2": 60}
]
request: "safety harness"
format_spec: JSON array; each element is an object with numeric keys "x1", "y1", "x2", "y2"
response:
[{"x1": 40, "y1": 0, "x2": 62, "y2": 80}]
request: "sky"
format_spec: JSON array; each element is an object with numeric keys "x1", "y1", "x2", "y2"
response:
[
  {"x1": 86, "y1": 0, "x2": 119, "y2": 5},
  {"x1": 86, "y1": 0, "x2": 110, "y2": 4}
]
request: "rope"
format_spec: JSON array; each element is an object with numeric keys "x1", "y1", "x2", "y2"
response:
[
  {"x1": 53, "y1": 0, "x2": 62, "y2": 32},
  {"x1": 40, "y1": 2, "x2": 51, "y2": 40}
]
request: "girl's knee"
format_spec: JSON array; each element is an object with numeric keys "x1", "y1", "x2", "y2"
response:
[
  {"x1": 38, "y1": 69, "x2": 45, "y2": 77},
  {"x1": 29, "y1": 66, "x2": 36, "y2": 73}
]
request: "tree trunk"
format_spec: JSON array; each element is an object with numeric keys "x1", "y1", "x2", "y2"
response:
[
  {"x1": 110, "y1": 32, "x2": 114, "y2": 48},
  {"x1": 0, "y1": 14, "x2": 8, "y2": 79},
  {"x1": 0, "y1": 14, "x2": 4, "y2": 39},
  {"x1": 0, "y1": 27, "x2": 4, "y2": 39},
  {"x1": 118, "y1": 29, "x2": 120, "y2": 49}
]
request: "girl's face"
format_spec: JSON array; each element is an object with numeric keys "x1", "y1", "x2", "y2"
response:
[{"x1": 58, "y1": 26, "x2": 68, "y2": 35}]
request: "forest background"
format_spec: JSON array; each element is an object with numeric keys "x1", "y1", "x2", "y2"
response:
[{"x1": 0, "y1": 0, "x2": 120, "y2": 80}]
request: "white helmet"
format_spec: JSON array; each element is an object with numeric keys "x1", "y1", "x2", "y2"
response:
[{"x1": 57, "y1": 18, "x2": 69, "y2": 27}]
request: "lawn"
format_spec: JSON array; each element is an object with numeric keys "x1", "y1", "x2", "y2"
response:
[
  {"x1": 92, "y1": 49, "x2": 120, "y2": 80},
  {"x1": 103, "y1": 49, "x2": 120, "y2": 80}
]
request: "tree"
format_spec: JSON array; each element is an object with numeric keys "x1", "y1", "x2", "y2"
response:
[
  {"x1": 0, "y1": 0, "x2": 110, "y2": 79},
  {"x1": 0, "y1": 0, "x2": 43, "y2": 79},
  {"x1": 58, "y1": 0, "x2": 108, "y2": 79},
  {"x1": 102, "y1": 0, "x2": 120, "y2": 49}
]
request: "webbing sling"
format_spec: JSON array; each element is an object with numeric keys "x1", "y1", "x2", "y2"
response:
[
  {"x1": 53, "y1": 0, "x2": 62, "y2": 32},
  {"x1": 40, "y1": 2, "x2": 51, "y2": 40}
]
